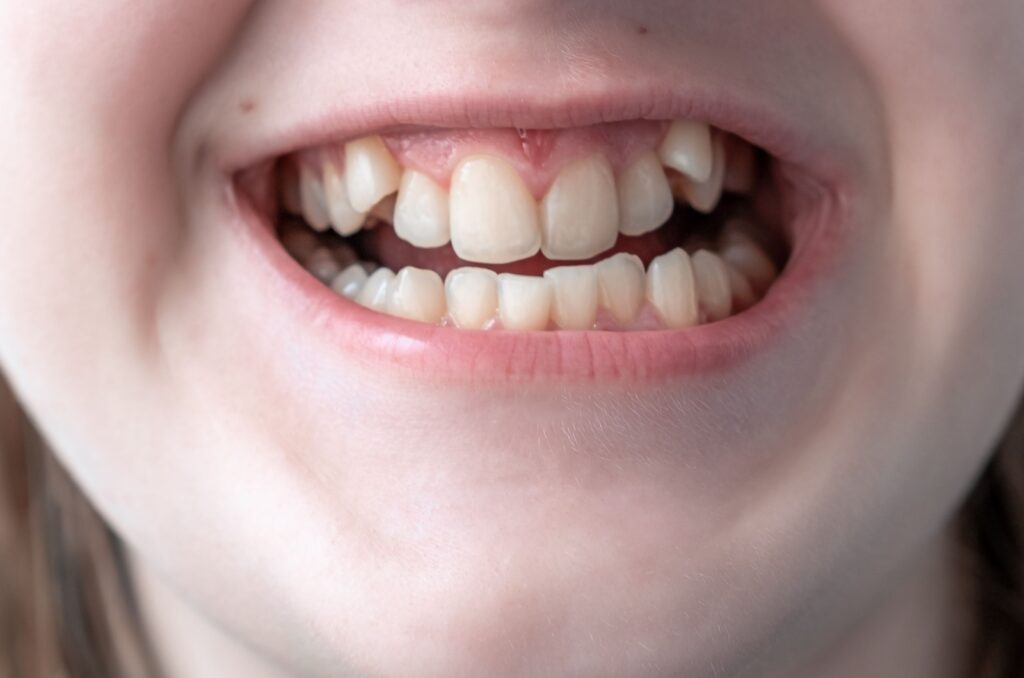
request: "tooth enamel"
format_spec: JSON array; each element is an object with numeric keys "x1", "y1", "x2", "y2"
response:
[
  {"x1": 299, "y1": 166, "x2": 331, "y2": 232},
  {"x1": 450, "y1": 155, "x2": 541, "y2": 264},
  {"x1": 497, "y1": 273, "x2": 552, "y2": 331},
  {"x1": 676, "y1": 132, "x2": 727, "y2": 214},
  {"x1": 724, "y1": 139, "x2": 756, "y2": 194},
  {"x1": 303, "y1": 247, "x2": 344, "y2": 285},
  {"x1": 724, "y1": 263, "x2": 757, "y2": 312},
  {"x1": 718, "y1": 235, "x2": 778, "y2": 295},
  {"x1": 445, "y1": 267, "x2": 499, "y2": 330},
  {"x1": 540, "y1": 154, "x2": 619, "y2": 260},
  {"x1": 344, "y1": 136, "x2": 402, "y2": 213},
  {"x1": 691, "y1": 250, "x2": 733, "y2": 322},
  {"x1": 543, "y1": 265, "x2": 599, "y2": 330},
  {"x1": 355, "y1": 268, "x2": 396, "y2": 312},
  {"x1": 323, "y1": 162, "x2": 367, "y2": 236},
  {"x1": 331, "y1": 264, "x2": 369, "y2": 299},
  {"x1": 617, "y1": 152, "x2": 675, "y2": 237},
  {"x1": 646, "y1": 248, "x2": 699, "y2": 328},
  {"x1": 595, "y1": 253, "x2": 646, "y2": 326},
  {"x1": 394, "y1": 170, "x2": 451, "y2": 248},
  {"x1": 386, "y1": 266, "x2": 447, "y2": 324},
  {"x1": 658, "y1": 120, "x2": 713, "y2": 183}
]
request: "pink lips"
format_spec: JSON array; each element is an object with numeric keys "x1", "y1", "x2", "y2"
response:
[{"x1": 228, "y1": 92, "x2": 851, "y2": 383}]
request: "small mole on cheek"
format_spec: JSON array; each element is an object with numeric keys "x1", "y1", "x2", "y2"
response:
[
  {"x1": 636, "y1": 25, "x2": 649, "y2": 36},
  {"x1": 240, "y1": 98, "x2": 257, "y2": 114}
]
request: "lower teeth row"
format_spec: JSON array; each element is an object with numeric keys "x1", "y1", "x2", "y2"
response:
[{"x1": 282, "y1": 220, "x2": 779, "y2": 331}]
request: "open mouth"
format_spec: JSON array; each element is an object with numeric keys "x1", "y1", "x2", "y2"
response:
[{"x1": 239, "y1": 118, "x2": 804, "y2": 332}]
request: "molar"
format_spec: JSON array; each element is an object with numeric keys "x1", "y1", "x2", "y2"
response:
[
  {"x1": 646, "y1": 248, "x2": 699, "y2": 328},
  {"x1": 345, "y1": 136, "x2": 402, "y2": 213},
  {"x1": 658, "y1": 120, "x2": 713, "y2": 183},
  {"x1": 595, "y1": 253, "x2": 646, "y2": 326},
  {"x1": 497, "y1": 273, "x2": 552, "y2": 331},
  {"x1": 445, "y1": 267, "x2": 499, "y2": 330},
  {"x1": 331, "y1": 264, "x2": 369, "y2": 299},
  {"x1": 617, "y1": 152, "x2": 674, "y2": 237},
  {"x1": 540, "y1": 154, "x2": 619, "y2": 261},
  {"x1": 450, "y1": 155, "x2": 541, "y2": 265},
  {"x1": 543, "y1": 265, "x2": 599, "y2": 330},
  {"x1": 394, "y1": 169, "x2": 451, "y2": 248},
  {"x1": 299, "y1": 166, "x2": 331, "y2": 232}
]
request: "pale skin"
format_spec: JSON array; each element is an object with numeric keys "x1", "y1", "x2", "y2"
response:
[{"x1": 1, "y1": 2, "x2": 1023, "y2": 677}]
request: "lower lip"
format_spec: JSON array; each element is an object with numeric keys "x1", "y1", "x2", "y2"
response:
[{"x1": 230, "y1": 181, "x2": 846, "y2": 384}]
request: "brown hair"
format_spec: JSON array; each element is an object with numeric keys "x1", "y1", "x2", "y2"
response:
[{"x1": 1, "y1": 372, "x2": 1022, "y2": 678}]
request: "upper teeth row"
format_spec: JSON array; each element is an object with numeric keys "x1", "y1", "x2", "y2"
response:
[
  {"x1": 291, "y1": 222, "x2": 777, "y2": 331},
  {"x1": 284, "y1": 120, "x2": 757, "y2": 265}
]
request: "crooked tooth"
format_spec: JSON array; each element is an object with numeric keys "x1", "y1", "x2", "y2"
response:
[
  {"x1": 675, "y1": 132, "x2": 727, "y2": 214},
  {"x1": 355, "y1": 268, "x2": 396, "y2": 312},
  {"x1": 691, "y1": 250, "x2": 733, "y2": 322},
  {"x1": 595, "y1": 253, "x2": 645, "y2": 326},
  {"x1": 450, "y1": 155, "x2": 541, "y2": 264},
  {"x1": 658, "y1": 120, "x2": 713, "y2": 183},
  {"x1": 497, "y1": 274, "x2": 552, "y2": 331},
  {"x1": 345, "y1": 136, "x2": 402, "y2": 213},
  {"x1": 718, "y1": 232, "x2": 778, "y2": 294},
  {"x1": 394, "y1": 170, "x2": 450, "y2": 248},
  {"x1": 646, "y1": 248, "x2": 699, "y2": 328},
  {"x1": 386, "y1": 267, "x2": 446, "y2": 324},
  {"x1": 323, "y1": 161, "x2": 367, "y2": 236},
  {"x1": 445, "y1": 267, "x2": 498, "y2": 329},
  {"x1": 331, "y1": 264, "x2": 369, "y2": 299},
  {"x1": 299, "y1": 166, "x2": 330, "y2": 232},
  {"x1": 617, "y1": 152, "x2": 674, "y2": 237},
  {"x1": 543, "y1": 265, "x2": 599, "y2": 330},
  {"x1": 540, "y1": 154, "x2": 619, "y2": 260}
]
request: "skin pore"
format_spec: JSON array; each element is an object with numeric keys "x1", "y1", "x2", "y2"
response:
[{"x1": 1, "y1": 2, "x2": 1023, "y2": 677}]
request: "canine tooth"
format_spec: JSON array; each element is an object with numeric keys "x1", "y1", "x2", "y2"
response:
[
  {"x1": 719, "y1": 236, "x2": 778, "y2": 294},
  {"x1": 345, "y1": 136, "x2": 402, "y2": 213},
  {"x1": 331, "y1": 264, "x2": 369, "y2": 299},
  {"x1": 595, "y1": 253, "x2": 645, "y2": 326},
  {"x1": 445, "y1": 267, "x2": 499, "y2": 329},
  {"x1": 543, "y1": 265, "x2": 599, "y2": 330},
  {"x1": 646, "y1": 248, "x2": 699, "y2": 328},
  {"x1": 676, "y1": 133, "x2": 726, "y2": 214},
  {"x1": 658, "y1": 120, "x2": 713, "y2": 183},
  {"x1": 355, "y1": 268, "x2": 396, "y2": 312},
  {"x1": 387, "y1": 267, "x2": 446, "y2": 324},
  {"x1": 304, "y1": 247, "x2": 343, "y2": 284},
  {"x1": 725, "y1": 263, "x2": 757, "y2": 311},
  {"x1": 617, "y1": 152, "x2": 674, "y2": 237},
  {"x1": 323, "y1": 162, "x2": 367, "y2": 236},
  {"x1": 540, "y1": 154, "x2": 619, "y2": 260},
  {"x1": 394, "y1": 170, "x2": 450, "y2": 248},
  {"x1": 497, "y1": 274, "x2": 552, "y2": 331},
  {"x1": 299, "y1": 166, "x2": 330, "y2": 232},
  {"x1": 724, "y1": 138, "x2": 756, "y2": 194},
  {"x1": 450, "y1": 155, "x2": 541, "y2": 264},
  {"x1": 691, "y1": 250, "x2": 733, "y2": 322}
]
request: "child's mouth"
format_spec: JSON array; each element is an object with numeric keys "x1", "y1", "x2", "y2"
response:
[{"x1": 241, "y1": 119, "x2": 793, "y2": 332}]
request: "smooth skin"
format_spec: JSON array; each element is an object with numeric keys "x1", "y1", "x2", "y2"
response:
[{"x1": 1, "y1": 2, "x2": 1023, "y2": 677}]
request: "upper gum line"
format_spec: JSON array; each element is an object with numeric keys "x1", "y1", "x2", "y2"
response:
[{"x1": 280, "y1": 117, "x2": 765, "y2": 267}]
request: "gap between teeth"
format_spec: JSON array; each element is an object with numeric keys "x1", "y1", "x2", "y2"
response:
[{"x1": 286, "y1": 119, "x2": 756, "y2": 266}]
